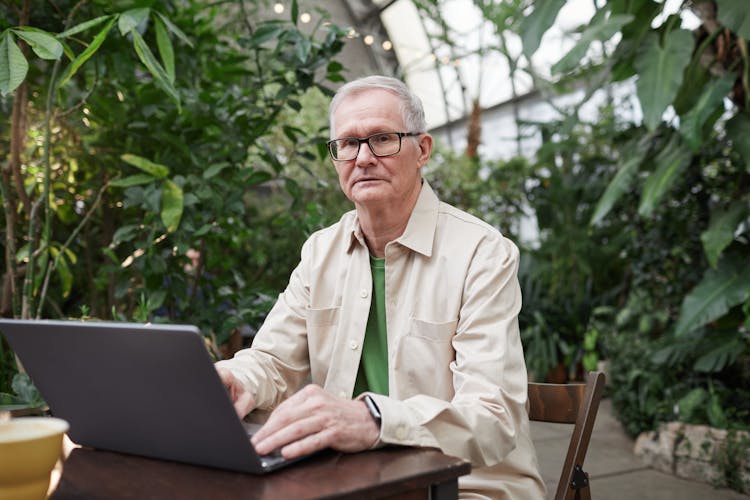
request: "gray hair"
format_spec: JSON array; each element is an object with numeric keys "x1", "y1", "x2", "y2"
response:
[{"x1": 329, "y1": 75, "x2": 426, "y2": 138}]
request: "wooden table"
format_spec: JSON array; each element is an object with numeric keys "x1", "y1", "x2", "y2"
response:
[{"x1": 49, "y1": 446, "x2": 471, "y2": 499}]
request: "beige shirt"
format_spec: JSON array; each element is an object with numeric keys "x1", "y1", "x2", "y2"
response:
[{"x1": 217, "y1": 181, "x2": 545, "y2": 499}]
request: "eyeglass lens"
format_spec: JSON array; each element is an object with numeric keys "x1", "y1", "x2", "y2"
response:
[{"x1": 330, "y1": 132, "x2": 402, "y2": 160}]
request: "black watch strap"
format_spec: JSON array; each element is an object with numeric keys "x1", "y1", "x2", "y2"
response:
[{"x1": 363, "y1": 395, "x2": 382, "y2": 427}]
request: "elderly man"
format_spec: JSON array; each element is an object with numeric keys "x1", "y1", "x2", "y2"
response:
[{"x1": 216, "y1": 75, "x2": 545, "y2": 499}]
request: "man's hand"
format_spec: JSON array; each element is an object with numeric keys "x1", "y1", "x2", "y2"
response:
[
  {"x1": 216, "y1": 366, "x2": 255, "y2": 418},
  {"x1": 251, "y1": 384, "x2": 379, "y2": 459}
]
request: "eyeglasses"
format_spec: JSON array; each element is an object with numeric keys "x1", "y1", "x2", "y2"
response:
[{"x1": 327, "y1": 132, "x2": 422, "y2": 161}]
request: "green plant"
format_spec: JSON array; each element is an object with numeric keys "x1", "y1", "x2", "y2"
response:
[
  {"x1": 1, "y1": 1, "x2": 349, "y2": 397},
  {"x1": 714, "y1": 429, "x2": 750, "y2": 493},
  {"x1": 470, "y1": 0, "x2": 750, "y2": 448}
]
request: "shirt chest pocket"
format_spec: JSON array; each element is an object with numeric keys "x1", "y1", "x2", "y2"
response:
[
  {"x1": 306, "y1": 306, "x2": 340, "y2": 383},
  {"x1": 396, "y1": 317, "x2": 457, "y2": 399}
]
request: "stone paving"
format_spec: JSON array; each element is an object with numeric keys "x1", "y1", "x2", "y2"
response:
[{"x1": 530, "y1": 399, "x2": 749, "y2": 499}]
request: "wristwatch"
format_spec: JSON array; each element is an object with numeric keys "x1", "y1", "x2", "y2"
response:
[{"x1": 363, "y1": 395, "x2": 382, "y2": 427}]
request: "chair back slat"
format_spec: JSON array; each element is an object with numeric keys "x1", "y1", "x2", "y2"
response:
[
  {"x1": 528, "y1": 371, "x2": 605, "y2": 500},
  {"x1": 528, "y1": 382, "x2": 586, "y2": 424}
]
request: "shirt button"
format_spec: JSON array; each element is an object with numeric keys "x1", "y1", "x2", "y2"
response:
[
  {"x1": 396, "y1": 426, "x2": 408, "y2": 440},
  {"x1": 349, "y1": 340, "x2": 359, "y2": 350},
  {"x1": 360, "y1": 288, "x2": 369, "y2": 298}
]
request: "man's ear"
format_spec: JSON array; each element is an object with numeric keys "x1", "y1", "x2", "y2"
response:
[{"x1": 416, "y1": 133, "x2": 433, "y2": 169}]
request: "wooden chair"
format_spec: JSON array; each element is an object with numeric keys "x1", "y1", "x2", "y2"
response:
[{"x1": 528, "y1": 371, "x2": 606, "y2": 500}]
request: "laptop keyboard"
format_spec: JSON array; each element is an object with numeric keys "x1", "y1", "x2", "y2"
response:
[{"x1": 242, "y1": 421, "x2": 287, "y2": 469}]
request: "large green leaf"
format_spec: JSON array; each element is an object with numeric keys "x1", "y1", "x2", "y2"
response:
[
  {"x1": 131, "y1": 30, "x2": 180, "y2": 108},
  {"x1": 202, "y1": 162, "x2": 230, "y2": 179},
  {"x1": 0, "y1": 32, "x2": 29, "y2": 96},
  {"x1": 57, "y1": 16, "x2": 116, "y2": 87},
  {"x1": 716, "y1": 0, "x2": 750, "y2": 39},
  {"x1": 635, "y1": 30, "x2": 694, "y2": 131},
  {"x1": 11, "y1": 28, "x2": 63, "y2": 60},
  {"x1": 552, "y1": 14, "x2": 634, "y2": 74},
  {"x1": 294, "y1": 32, "x2": 312, "y2": 63},
  {"x1": 590, "y1": 137, "x2": 648, "y2": 225},
  {"x1": 249, "y1": 22, "x2": 285, "y2": 47},
  {"x1": 121, "y1": 154, "x2": 170, "y2": 178},
  {"x1": 291, "y1": 0, "x2": 299, "y2": 25},
  {"x1": 160, "y1": 179, "x2": 184, "y2": 233},
  {"x1": 154, "y1": 16, "x2": 175, "y2": 83},
  {"x1": 57, "y1": 15, "x2": 113, "y2": 39},
  {"x1": 674, "y1": 253, "x2": 750, "y2": 337},
  {"x1": 49, "y1": 246, "x2": 72, "y2": 298},
  {"x1": 520, "y1": 0, "x2": 565, "y2": 58},
  {"x1": 110, "y1": 173, "x2": 158, "y2": 187},
  {"x1": 155, "y1": 12, "x2": 193, "y2": 48},
  {"x1": 726, "y1": 112, "x2": 750, "y2": 173},
  {"x1": 118, "y1": 8, "x2": 150, "y2": 36},
  {"x1": 638, "y1": 135, "x2": 692, "y2": 216},
  {"x1": 694, "y1": 336, "x2": 744, "y2": 372},
  {"x1": 679, "y1": 74, "x2": 735, "y2": 151},
  {"x1": 700, "y1": 200, "x2": 748, "y2": 268}
]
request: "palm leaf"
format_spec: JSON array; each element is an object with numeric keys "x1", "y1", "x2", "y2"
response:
[
  {"x1": 638, "y1": 135, "x2": 692, "y2": 216},
  {"x1": 674, "y1": 253, "x2": 750, "y2": 337},
  {"x1": 700, "y1": 200, "x2": 748, "y2": 268},
  {"x1": 716, "y1": 0, "x2": 750, "y2": 39},
  {"x1": 680, "y1": 74, "x2": 735, "y2": 151},
  {"x1": 635, "y1": 30, "x2": 694, "y2": 131},
  {"x1": 552, "y1": 14, "x2": 633, "y2": 74},
  {"x1": 590, "y1": 137, "x2": 648, "y2": 225},
  {"x1": 726, "y1": 112, "x2": 750, "y2": 173},
  {"x1": 520, "y1": 0, "x2": 565, "y2": 58}
]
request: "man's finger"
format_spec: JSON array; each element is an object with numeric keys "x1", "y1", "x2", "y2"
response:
[
  {"x1": 252, "y1": 413, "x2": 321, "y2": 455},
  {"x1": 234, "y1": 390, "x2": 255, "y2": 418}
]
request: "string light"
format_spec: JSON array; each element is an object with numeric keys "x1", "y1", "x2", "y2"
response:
[{"x1": 268, "y1": 5, "x2": 394, "y2": 54}]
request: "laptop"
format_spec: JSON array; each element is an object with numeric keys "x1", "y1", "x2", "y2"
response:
[{"x1": 0, "y1": 319, "x2": 300, "y2": 473}]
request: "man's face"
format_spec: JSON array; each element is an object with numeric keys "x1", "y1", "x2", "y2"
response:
[{"x1": 331, "y1": 89, "x2": 431, "y2": 210}]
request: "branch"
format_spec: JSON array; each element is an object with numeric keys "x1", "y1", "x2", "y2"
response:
[
  {"x1": 35, "y1": 181, "x2": 110, "y2": 319},
  {"x1": 20, "y1": 195, "x2": 44, "y2": 319},
  {"x1": 7, "y1": 0, "x2": 33, "y2": 215},
  {"x1": 31, "y1": 0, "x2": 87, "y2": 318},
  {"x1": 0, "y1": 0, "x2": 21, "y2": 19},
  {"x1": 0, "y1": 175, "x2": 19, "y2": 316},
  {"x1": 9, "y1": 82, "x2": 32, "y2": 213},
  {"x1": 57, "y1": 62, "x2": 99, "y2": 118},
  {"x1": 237, "y1": 0, "x2": 255, "y2": 36}
]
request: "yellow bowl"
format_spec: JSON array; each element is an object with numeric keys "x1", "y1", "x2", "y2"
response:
[{"x1": 0, "y1": 417, "x2": 69, "y2": 500}]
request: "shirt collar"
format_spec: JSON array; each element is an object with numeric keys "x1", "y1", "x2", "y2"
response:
[{"x1": 346, "y1": 180, "x2": 439, "y2": 258}]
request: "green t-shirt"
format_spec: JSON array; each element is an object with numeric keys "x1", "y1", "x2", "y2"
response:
[{"x1": 353, "y1": 256, "x2": 389, "y2": 396}]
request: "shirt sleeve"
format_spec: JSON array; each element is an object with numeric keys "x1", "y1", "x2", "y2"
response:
[
  {"x1": 215, "y1": 240, "x2": 312, "y2": 411},
  {"x1": 364, "y1": 235, "x2": 527, "y2": 468}
]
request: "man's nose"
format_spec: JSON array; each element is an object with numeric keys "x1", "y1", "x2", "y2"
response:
[{"x1": 355, "y1": 141, "x2": 376, "y2": 166}]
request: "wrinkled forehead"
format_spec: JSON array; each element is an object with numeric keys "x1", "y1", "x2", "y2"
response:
[{"x1": 330, "y1": 89, "x2": 406, "y2": 137}]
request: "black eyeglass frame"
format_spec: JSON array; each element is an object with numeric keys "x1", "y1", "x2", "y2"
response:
[{"x1": 327, "y1": 131, "x2": 422, "y2": 161}]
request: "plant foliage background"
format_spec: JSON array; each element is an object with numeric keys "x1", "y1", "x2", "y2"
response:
[
  {"x1": 1, "y1": 0, "x2": 349, "y2": 401},
  {"x1": 417, "y1": 0, "x2": 750, "y2": 447}
]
